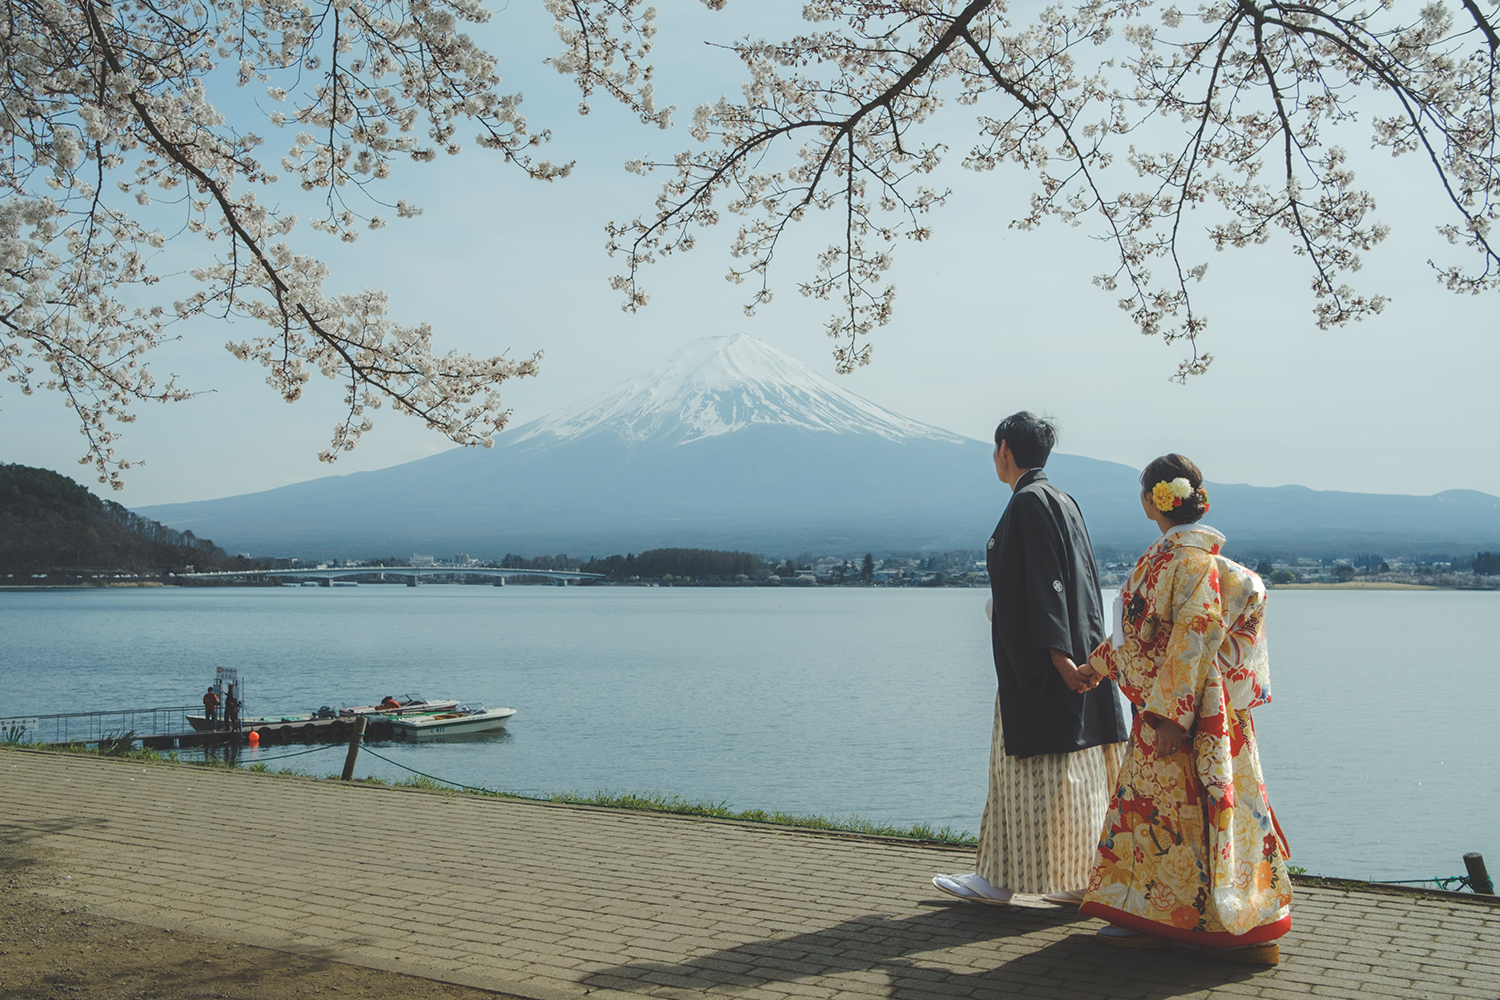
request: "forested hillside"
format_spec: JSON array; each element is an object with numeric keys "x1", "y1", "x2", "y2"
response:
[{"x1": 0, "y1": 465, "x2": 249, "y2": 577}]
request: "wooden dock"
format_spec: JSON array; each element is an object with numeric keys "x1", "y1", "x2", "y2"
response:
[
  {"x1": 0, "y1": 704, "x2": 416, "y2": 752},
  {"x1": 141, "y1": 715, "x2": 397, "y2": 750}
]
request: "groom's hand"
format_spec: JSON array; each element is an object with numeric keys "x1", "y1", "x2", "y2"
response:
[{"x1": 1050, "y1": 649, "x2": 1099, "y2": 693}]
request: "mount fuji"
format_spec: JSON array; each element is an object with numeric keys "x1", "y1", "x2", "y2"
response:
[
  {"x1": 139, "y1": 335, "x2": 1016, "y2": 555},
  {"x1": 139, "y1": 335, "x2": 1500, "y2": 558},
  {"x1": 507, "y1": 333, "x2": 970, "y2": 449}
]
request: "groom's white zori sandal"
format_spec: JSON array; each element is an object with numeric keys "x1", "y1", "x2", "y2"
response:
[{"x1": 931, "y1": 872, "x2": 1014, "y2": 906}]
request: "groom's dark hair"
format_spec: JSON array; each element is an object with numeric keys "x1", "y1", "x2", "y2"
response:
[{"x1": 994, "y1": 412, "x2": 1056, "y2": 469}]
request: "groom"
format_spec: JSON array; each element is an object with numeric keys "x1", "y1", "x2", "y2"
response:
[{"x1": 933, "y1": 411, "x2": 1127, "y2": 905}]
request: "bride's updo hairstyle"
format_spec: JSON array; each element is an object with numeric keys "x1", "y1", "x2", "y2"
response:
[{"x1": 1141, "y1": 454, "x2": 1210, "y2": 525}]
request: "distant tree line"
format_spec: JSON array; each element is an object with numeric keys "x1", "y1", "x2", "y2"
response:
[
  {"x1": 581, "y1": 549, "x2": 769, "y2": 582},
  {"x1": 1244, "y1": 549, "x2": 1500, "y2": 584},
  {"x1": 0, "y1": 464, "x2": 263, "y2": 576},
  {"x1": 500, "y1": 553, "x2": 585, "y2": 571},
  {"x1": 485, "y1": 548, "x2": 772, "y2": 583}
]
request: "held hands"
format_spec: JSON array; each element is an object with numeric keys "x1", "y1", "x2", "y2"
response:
[{"x1": 1050, "y1": 649, "x2": 1101, "y2": 694}]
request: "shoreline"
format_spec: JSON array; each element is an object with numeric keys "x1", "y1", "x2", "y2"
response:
[
  {"x1": 5, "y1": 579, "x2": 1496, "y2": 592},
  {"x1": 1270, "y1": 581, "x2": 1443, "y2": 591},
  {"x1": 15, "y1": 743, "x2": 1493, "y2": 894},
  {"x1": 0, "y1": 581, "x2": 166, "y2": 591}
]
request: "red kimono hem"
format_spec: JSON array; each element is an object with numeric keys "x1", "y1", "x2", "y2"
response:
[{"x1": 1079, "y1": 901, "x2": 1291, "y2": 947}]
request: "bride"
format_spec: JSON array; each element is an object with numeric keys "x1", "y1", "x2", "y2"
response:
[{"x1": 1078, "y1": 454, "x2": 1292, "y2": 964}]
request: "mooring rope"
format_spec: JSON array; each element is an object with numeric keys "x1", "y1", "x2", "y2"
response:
[
  {"x1": 354, "y1": 744, "x2": 509, "y2": 795},
  {"x1": 228, "y1": 742, "x2": 341, "y2": 763},
  {"x1": 1375, "y1": 875, "x2": 1473, "y2": 891}
]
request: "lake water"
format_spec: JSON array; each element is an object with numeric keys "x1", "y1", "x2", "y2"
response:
[{"x1": 1, "y1": 585, "x2": 1494, "y2": 883}]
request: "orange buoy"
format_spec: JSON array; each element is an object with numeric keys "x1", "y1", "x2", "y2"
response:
[{"x1": 247, "y1": 730, "x2": 260, "y2": 746}]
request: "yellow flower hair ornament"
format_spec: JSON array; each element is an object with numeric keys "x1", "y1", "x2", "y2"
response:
[{"x1": 1152, "y1": 477, "x2": 1196, "y2": 512}]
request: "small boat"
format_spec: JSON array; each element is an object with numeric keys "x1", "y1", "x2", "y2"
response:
[
  {"x1": 389, "y1": 705, "x2": 516, "y2": 740},
  {"x1": 340, "y1": 694, "x2": 460, "y2": 717},
  {"x1": 185, "y1": 711, "x2": 315, "y2": 731}
]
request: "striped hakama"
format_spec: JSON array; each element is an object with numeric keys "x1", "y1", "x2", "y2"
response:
[{"x1": 976, "y1": 694, "x2": 1125, "y2": 894}]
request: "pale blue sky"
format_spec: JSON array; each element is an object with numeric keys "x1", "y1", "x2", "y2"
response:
[{"x1": 5, "y1": 2, "x2": 1496, "y2": 507}]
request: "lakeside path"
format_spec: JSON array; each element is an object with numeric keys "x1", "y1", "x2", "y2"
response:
[{"x1": 6, "y1": 749, "x2": 1499, "y2": 1000}]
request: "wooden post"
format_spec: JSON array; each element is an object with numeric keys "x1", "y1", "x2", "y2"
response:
[
  {"x1": 341, "y1": 716, "x2": 368, "y2": 781},
  {"x1": 1465, "y1": 853, "x2": 1494, "y2": 895}
]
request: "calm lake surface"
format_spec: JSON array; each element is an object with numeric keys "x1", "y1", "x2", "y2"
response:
[{"x1": 2, "y1": 585, "x2": 1493, "y2": 883}]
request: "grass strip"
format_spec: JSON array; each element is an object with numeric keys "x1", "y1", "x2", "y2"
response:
[{"x1": 7, "y1": 739, "x2": 978, "y2": 846}]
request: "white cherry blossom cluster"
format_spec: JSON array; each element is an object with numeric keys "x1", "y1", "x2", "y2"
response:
[
  {"x1": 609, "y1": 0, "x2": 1498, "y2": 379},
  {"x1": 1, "y1": 0, "x2": 645, "y2": 487},
  {"x1": 544, "y1": 0, "x2": 676, "y2": 127}
]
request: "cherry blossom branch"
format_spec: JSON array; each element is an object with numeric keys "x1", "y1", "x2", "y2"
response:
[
  {"x1": 4, "y1": 0, "x2": 626, "y2": 484},
  {"x1": 612, "y1": 1, "x2": 1496, "y2": 379}
]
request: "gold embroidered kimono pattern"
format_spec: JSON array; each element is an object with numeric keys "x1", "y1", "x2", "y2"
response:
[{"x1": 1078, "y1": 525, "x2": 1292, "y2": 945}]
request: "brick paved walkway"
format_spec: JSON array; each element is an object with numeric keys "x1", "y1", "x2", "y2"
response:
[{"x1": 5, "y1": 748, "x2": 1497, "y2": 999}]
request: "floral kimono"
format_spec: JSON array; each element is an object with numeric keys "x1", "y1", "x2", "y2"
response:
[{"x1": 1079, "y1": 524, "x2": 1292, "y2": 946}]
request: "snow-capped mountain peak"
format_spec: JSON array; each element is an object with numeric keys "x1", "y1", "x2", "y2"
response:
[{"x1": 510, "y1": 334, "x2": 970, "y2": 447}]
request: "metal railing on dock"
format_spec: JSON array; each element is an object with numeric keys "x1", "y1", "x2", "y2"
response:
[{"x1": 0, "y1": 705, "x2": 198, "y2": 745}]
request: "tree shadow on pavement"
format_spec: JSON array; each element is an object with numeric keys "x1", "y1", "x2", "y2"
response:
[
  {"x1": 0, "y1": 817, "x2": 110, "y2": 846},
  {"x1": 581, "y1": 899, "x2": 1264, "y2": 1000},
  {"x1": 0, "y1": 818, "x2": 109, "y2": 874},
  {"x1": 0, "y1": 887, "x2": 499, "y2": 1000}
]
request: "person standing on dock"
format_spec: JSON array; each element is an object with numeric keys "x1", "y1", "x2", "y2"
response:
[
  {"x1": 224, "y1": 685, "x2": 240, "y2": 733},
  {"x1": 932, "y1": 412, "x2": 1128, "y2": 906},
  {"x1": 203, "y1": 687, "x2": 220, "y2": 730}
]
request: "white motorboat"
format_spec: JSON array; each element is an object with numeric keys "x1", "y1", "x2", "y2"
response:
[{"x1": 389, "y1": 705, "x2": 516, "y2": 740}]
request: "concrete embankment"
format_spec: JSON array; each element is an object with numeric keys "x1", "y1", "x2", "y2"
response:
[{"x1": 5, "y1": 748, "x2": 1497, "y2": 1000}]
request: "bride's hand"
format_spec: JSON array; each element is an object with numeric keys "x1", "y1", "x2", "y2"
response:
[{"x1": 1153, "y1": 718, "x2": 1189, "y2": 756}]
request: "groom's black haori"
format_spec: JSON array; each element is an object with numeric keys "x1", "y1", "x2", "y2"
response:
[{"x1": 986, "y1": 468, "x2": 1128, "y2": 758}]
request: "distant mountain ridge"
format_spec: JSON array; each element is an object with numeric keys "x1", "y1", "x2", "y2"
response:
[{"x1": 137, "y1": 336, "x2": 1500, "y2": 559}]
